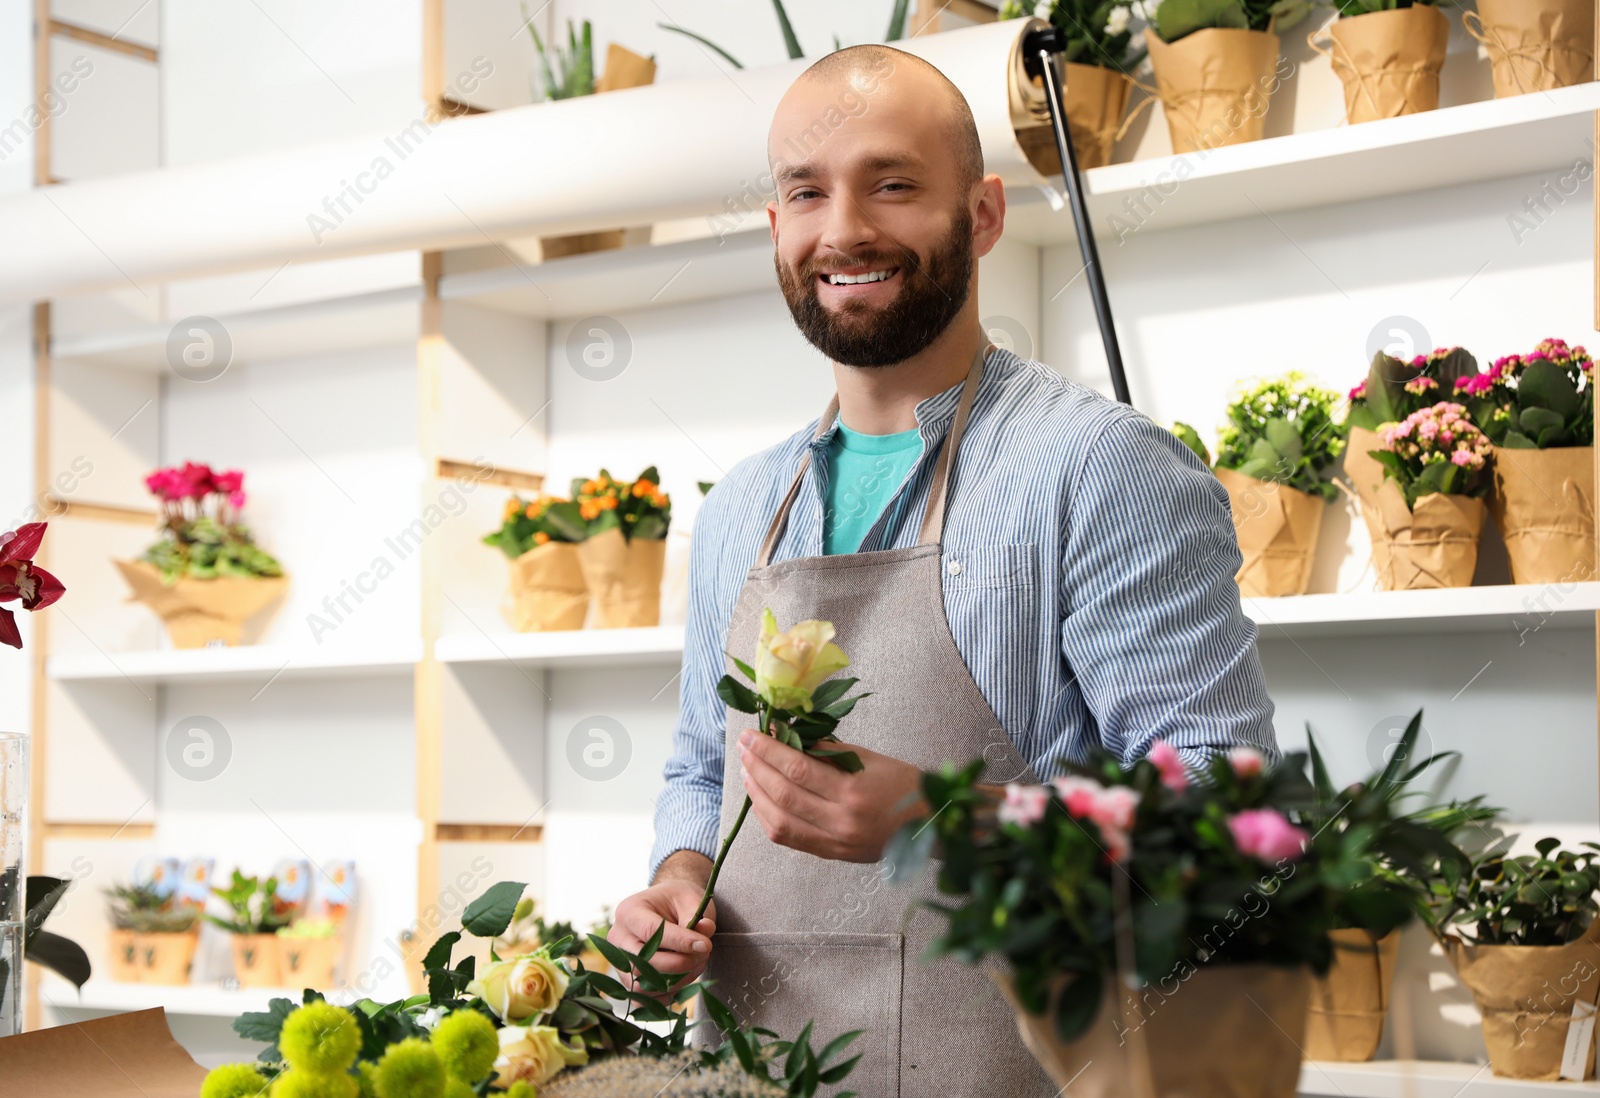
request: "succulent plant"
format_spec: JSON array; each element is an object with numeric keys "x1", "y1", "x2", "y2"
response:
[{"x1": 105, "y1": 882, "x2": 199, "y2": 934}]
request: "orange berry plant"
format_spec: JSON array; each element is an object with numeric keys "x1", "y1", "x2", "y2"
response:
[
  {"x1": 571, "y1": 467, "x2": 671, "y2": 540},
  {"x1": 483, "y1": 494, "x2": 587, "y2": 559}
]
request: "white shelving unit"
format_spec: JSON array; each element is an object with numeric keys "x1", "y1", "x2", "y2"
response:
[
  {"x1": 47, "y1": 641, "x2": 423, "y2": 684},
  {"x1": 436, "y1": 626, "x2": 685, "y2": 669},
  {"x1": 1301, "y1": 1060, "x2": 1600, "y2": 1097},
  {"x1": 38, "y1": 976, "x2": 358, "y2": 1018}
]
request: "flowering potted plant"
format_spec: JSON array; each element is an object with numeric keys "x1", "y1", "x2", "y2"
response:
[
  {"x1": 484, "y1": 494, "x2": 590, "y2": 632},
  {"x1": 1309, "y1": 0, "x2": 1449, "y2": 125},
  {"x1": 1464, "y1": 0, "x2": 1594, "y2": 99},
  {"x1": 0, "y1": 522, "x2": 64, "y2": 650},
  {"x1": 1368, "y1": 401, "x2": 1494, "y2": 589},
  {"x1": 572, "y1": 467, "x2": 672, "y2": 629},
  {"x1": 1178, "y1": 372, "x2": 1345, "y2": 597},
  {"x1": 207, "y1": 871, "x2": 298, "y2": 989},
  {"x1": 1432, "y1": 838, "x2": 1600, "y2": 1080},
  {"x1": 1141, "y1": 0, "x2": 1311, "y2": 154},
  {"x1": 201, "y1": 879, "x2": 860, "y2": 1097},
  {"x1": 886, "y1": 742, "x2": 1365, "y2": 1097},
  {"x1": 104, "y1": 880, "x2": 202, "y2": 985},
  {"x1": 1456, "y1": 338, "x2": 1594, "y2": 585},
  {"x1": 116, "y1": 462, "x2": 286, "y2": 648}
]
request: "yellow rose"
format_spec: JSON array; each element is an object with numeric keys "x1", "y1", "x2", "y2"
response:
[
  {"x1": 466, "y1": 952, "x2": 569, "y2": 1022},
  {"x1": 492, "y1": 1024, "x2": 588, "y2": 1089},
  {"x1": 754, "y1": 607, "x2": 849, "y2": 713}
]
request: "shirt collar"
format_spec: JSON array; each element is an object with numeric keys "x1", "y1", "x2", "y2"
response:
[{"x1": 807, "y1": 346, "x2": 1003, "y2": 452}]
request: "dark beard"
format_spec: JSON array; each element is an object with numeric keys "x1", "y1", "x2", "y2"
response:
[{"x1": 775, "y1": 207, "x2": 973, "y2": 368}]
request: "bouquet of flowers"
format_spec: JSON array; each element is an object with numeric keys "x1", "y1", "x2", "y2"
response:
[
  {"x1": 485, "y1": 495, "x2": 591, "y2": 633},
  {"x1": 202, "y1": 881, "x2": 861, "y2": 1098},
  {"x1": 0, "y1": 522, "x2": 63, "y2": 649},
  {"x1": 1453, "y1": 339, "x2": 1595, "y2": 584},
  {"x1": 571, "y1": 468, "x2": 672, "y2": 628},
  {"x1": 1347, "y1": 347, "x2": 1479, "y2": 433}
]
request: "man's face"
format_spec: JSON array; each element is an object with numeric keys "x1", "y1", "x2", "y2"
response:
[{"x1": 766, "y1": 70, "x2": 987, "y2": 367}]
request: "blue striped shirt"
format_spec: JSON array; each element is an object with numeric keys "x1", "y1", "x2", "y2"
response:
[{"x1": 650, "y1": 348, "x2": 1278, "y2": 877}]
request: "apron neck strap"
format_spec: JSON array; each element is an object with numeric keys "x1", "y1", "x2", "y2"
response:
[{"x1": 755, "y1": 342, "x2": 993, "y2": 567}]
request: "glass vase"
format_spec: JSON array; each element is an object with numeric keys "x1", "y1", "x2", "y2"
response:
[{"x1": 0, "y1": 732, "x2": 26, "y2": 1038}]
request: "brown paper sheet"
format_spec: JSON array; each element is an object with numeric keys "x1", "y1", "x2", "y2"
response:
[
  {"x1": 1345, "y1": 426, "x2": 1393, "y2": 583},
  {"x1": 1215, "y1": 468, "x2": 1325, "y2": 598},
  {"x1": 1321, "y1": 5, "x2": 1449, "y2": 125},
  {"x1": 997, "y1": 965, "x2": 1310, "y2": 1098},
  {"x1": 1305, "y1": 928, "x2": 1401, "y2": 1062},
  {"x1": 1145, "y1": 27, "x2": 1280, "y2": 154},
  {"x1": 503, "y1": 540, "x2": 589, "y2": 632},
  {"x1": 1443, "y1": 919, "x2": 1600, "y2": 1080},
  {"x1": 1489, "y1": 445, "x2": 1596, "y2": 586},
  {"x1": 0, "y1": 1008, "x2": 209, "y2": 1097},
  {"x1": 576, "y1": 528, "x2": 666, "y2": 628},
  {"x1": 1468, "y1": 0, "x2": 1594, "y2": 98},
  {"x1": 1017, "y1": 62, "x2": 1133, "y2": 172},
  {"x1": 594, "y1": 43, "x2": 657, "y2": 94},
  {"x1": 1372, "y1": 481, "x2": 1485, "y2": 590},
  {"x1": 115, "y1": 560, "x2": 288, "y2": 648}
]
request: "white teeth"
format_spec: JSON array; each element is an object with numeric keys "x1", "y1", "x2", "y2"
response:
[{"x1": 825, "y1": 269, "x2": 894, "y2": 285}]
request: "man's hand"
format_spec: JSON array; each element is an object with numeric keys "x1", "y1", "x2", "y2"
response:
[
  {"x1": 609, "y1": 851, "x2": 716, "y2": 995},
  {"x1": 738, "y1": 729, "x2": 927, "y2": 862}
]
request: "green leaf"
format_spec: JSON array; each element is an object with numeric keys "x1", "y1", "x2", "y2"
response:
[
  {"x1": 1306, "y1": 725, "x2": 1336, "y2": 802},
  {"x1": 883, "y1": 818, "x2": 936, "y2": 884},
  {"x1": 717, "y1": 675, "x2": 761, "y2": 714},
  {"x1": 461, "y1": 881, "x2": 527, "y2": 938},
  {"x1": 234, "y1": 997, "x2": 295, "y2": 1043},
  {"x1": 587, "y1": 930, "x2": 644, "y2": 975},
  {"x1": 808, "y1": 747, "x2": 863, "y2": 773},
  {"x1": 770, "y1": 0, "x2": 805, "y2": 58},
  {"x1": 1053, "y1": 970, "x2": 1104, "y2": 1042},
  {"x1": 1154, "y1": 0, "x2": 1249, "y2": 41},
  {"x1": 821, "y1": 692, "x2": 870, "y2": 720},
  {"x1": 1265, "y1": 417, "x2": 1303, "y2": 463},
  {"x1": 1519, "y1": 359, "x2": 1583, "y2": 420},
  {"x1": 728, "y1": 653, "x2": 757, "y2": 682},
  {"x1": 884, "y1": 0, "x2": 911, "y2": 39},
  {"x1": 1519, "y1": 406, "x2": 1567, "y2": 439},
  {"x1": 25, "y1": 930, "x2": 90, "y2": 988},
  {"x1": 638, "y1": 918, "x2": 666, "y2": 964},
  {"x1": 808, "y1": 677, "x2": 857, "y2": 711}
]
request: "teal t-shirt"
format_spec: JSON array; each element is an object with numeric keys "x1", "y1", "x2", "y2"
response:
[{"x1": 823, "y1": 420, "x2": 924, "y2": 555}]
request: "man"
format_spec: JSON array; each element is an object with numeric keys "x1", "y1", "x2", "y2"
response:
[{"x1": 608, "y1": 43, "x2": 1277, "y2": 1097}]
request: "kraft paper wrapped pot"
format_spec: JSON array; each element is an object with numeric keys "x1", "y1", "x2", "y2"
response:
[
  {"x1": 996, "y1": 965, "x2": 1311, "y2": 1098},
  {"x1": 1017, "y1": 62, "x2": 1133, "y2": 171},
  {"x1": 107, "y1": 928, "x2": 140, "y2": 983},
  {"x1": 1144, "y1": 27, "x2": 1282, "y2": 154},
  {"x1": 1215, "y1": 468, "x2": 1325, "y2": 597},
  {"x1": 1313, "y1": 5, "x2": 1450, "y2": 125},
  {"x1": 231, "y1": 933, "x2": 283, "y2": 988},
  {"x1": 1441, "y1": 919, "x2": 1600, "y2": 1080},
  {"x1": 1304, "y1": 928, "x2": 1401, "y2": 1062},
  {"x1": 114, "y1": 560, "x2": 288, "y2": 648},
  {"x1": 135, "y1": 929, "x2": 199, "y2": 986},
  {"x1": 278, "y1": 935, "x2": 342, "y2": 988},
  {"x1": 1465, "y1": 0, "x2": 1595, "y2": 99},
  {"x1": 1489, "y1": 445, "x2": 1596, "y2": 585},
  {"x1": 1345, "y1": 426, "x2": 1393, "y2": 582},
  {"x1": 1371, "y1": 481, "x2": 1485, "y2": 590},
  {"x1": 501, "y1": 540, "x2": 589, "y2": 632},
  {"x1": 575, "y1": 528, "x2": 666, "y2": 628}
]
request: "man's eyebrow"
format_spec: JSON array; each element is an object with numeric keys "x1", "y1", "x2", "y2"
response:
[{"x1": 772, "y1": 154, "x2": 924, "y2": 185}]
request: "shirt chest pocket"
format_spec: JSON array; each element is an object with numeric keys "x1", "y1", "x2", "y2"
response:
[{"x1": 939, "y1": 542, "x2": 1042, "y2": 739}]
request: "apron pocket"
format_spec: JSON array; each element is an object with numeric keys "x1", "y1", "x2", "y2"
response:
[{"x1": 706, "y1": 930, "x2": 903, "y2": 1097}]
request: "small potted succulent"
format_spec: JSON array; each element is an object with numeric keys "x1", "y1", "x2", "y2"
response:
[
  {"x1": 1310, "y1": 0, "x2": 1450, "y2": 125},
  {"x1": 105, "y1": 881, "x2": 201, "y2": 985},
  {"x1": 572, "y1": 468, "x2": 671, "y2": 628},
  {"x1": 208, "y1": 871, "x2": 295, "y2": 988},
  {"x1": 484, "y1": 494, "x2": 590, "y2": 632}
]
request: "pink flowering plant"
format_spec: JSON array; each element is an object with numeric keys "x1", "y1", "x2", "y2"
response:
[
  {"x1": 141, "y1": 461, "x2": 282, "y2": 583},
  {"x1": 1371, "y1": 402, "x2": 1493, "y2": 508},
  {"x1": 886, "y1": 742, "x2": 1375, "y2": 1041},
  {"x1": 1454, "y1": 338, "x2": 1593, "y2": 450},
  {"x1": 1347, "y1": 346, "x2": 1479, "y2": 432}
]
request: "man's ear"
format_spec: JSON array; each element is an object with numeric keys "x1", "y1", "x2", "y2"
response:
[
  {"x1": 971, "y1": 175, "x2": 1006, "y2": 260},
  {"x1": 768, "y1": 200, "x2": 779, "y2": 241}
]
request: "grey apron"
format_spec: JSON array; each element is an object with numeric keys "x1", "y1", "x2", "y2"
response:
[{"x1": 705, "y1": 344, "x2": 1056, "y2": 1098}]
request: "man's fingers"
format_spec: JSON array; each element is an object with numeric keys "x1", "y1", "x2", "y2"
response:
[
  {"x1": 741, "y1": 730, "x2": 843, "y2": 797},
  {"x1": 745, "y1": 764, "x2": 840, "y2": 855},
  {"x1": 740, "y1": 738, "x2": 837, "y2": 829}
]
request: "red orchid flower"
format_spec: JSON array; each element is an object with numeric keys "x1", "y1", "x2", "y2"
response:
[{"x1": 0, "y1": 522, "x2": 65, "y2": 649}]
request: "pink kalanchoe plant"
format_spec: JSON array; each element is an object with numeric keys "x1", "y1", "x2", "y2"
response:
[
  {"x1": 1228, "y1": 808, "x2": 1309, "y2": 863},
  {"x1": 0, "y1": 522, "x2": 65, "y2": 649},
  {"x1": 1454, "y1": 338, "x2": 1593, "y2": 450},
  {"x1": 1373, "y1": 402, "x2": 1493, "y2": 508}
]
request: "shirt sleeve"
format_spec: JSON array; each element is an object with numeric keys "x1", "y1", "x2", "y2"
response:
[
  {"x1": 649, "y1": 488, "x2": 733, "y2": 880},
  {"x1": 1059, "y1": 412, "x2": 1278, "y2": 770}
]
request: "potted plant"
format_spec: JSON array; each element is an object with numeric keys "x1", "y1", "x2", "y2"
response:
[
  {"x1": 1309, "y1": 0, "x2": 1450, "y2": 125},
  {"x1": 1141, "y1": 0, "x2": 1312, "y2": 154},
  {"x1": 484, "y1": 494, "x2": 590, "y2": 632},
  {"x1": 277, "y1": 917, "x2": 344, "y2": 988},
  {"x1": 104, "y1": 881, "x2": 201, "y2": 985},
  {"x1": 572, "y1": 468, "x2": 672, "y2": 628},
  {"x1": 1301, "y1": 712, "x2": 1497, "y2": 1061},
  {"x1": 116, "y1": 462, "x2": 286, "y2": 648},
  {"x1": 208, "y1": 871, "x2": 296, "y2": 988},
  {"x1": 1463, "y1": 0, "x2": 1593, "y2": 99},
  {"x1": 1456, "y1": 338, "x2": 1594, "y2": 585},
  {"x1": 1000, "y1": 1, "x2": 1146, "y2": 170},
  {"x1": 887, "y1": 743, "x2": 1365, "y2": 1097},
  {"x1": 1176, "y1": 372, "x2": 1345, "y2": 597},
  {"x1": 1366, "y1": 401, "x2": 1494, "y2": 589},
  {"x1": 1433, "y1": 838, "x2": 1600, "y2": 1080}
]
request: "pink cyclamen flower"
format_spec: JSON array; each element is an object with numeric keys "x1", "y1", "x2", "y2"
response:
[
  {"x1": 1051, "y1": 775, "x2": 1103, "y2": 821},
  {"x1": 1228, "y1": 809, "x2": 1308, "y2": 863},
  {"x1": 998, "y1": 783, "x2": 1051, "y2": 828},
  {"x1": 1227, "y1": 747, "x2": 1264, "y2": 778},
  {"x1": 228, "y1": 490, "x2": 247, "y2": 509},
  {"x1": 1347, "y1": 380, "x2": 1367, "y2": 402},
  {"x1": 212, "y1": 470, "x2": 244, "y2": 496},
  {"x1": 1147, "y1": 740, "x2": 1190, "y2": 792}
]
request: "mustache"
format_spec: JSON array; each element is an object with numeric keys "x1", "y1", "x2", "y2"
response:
[{"x1": 796, "y1": 247, "x2": 918, "y2": 281}]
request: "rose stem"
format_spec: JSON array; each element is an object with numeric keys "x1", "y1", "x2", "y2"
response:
[{"x1": 688, "y1": 701, "x2": 766, "y2": 929}]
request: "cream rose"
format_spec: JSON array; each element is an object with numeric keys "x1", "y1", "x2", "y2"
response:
[
  {"x1": 466, "y1": 952, "x2": 569, "y2": 1022},
  {"x1": 492, "y1": 1024, "x2": 589, "y2": 1089},
  {"x1": 754, "y1": 608, "x2": 849, "y2": 713}
]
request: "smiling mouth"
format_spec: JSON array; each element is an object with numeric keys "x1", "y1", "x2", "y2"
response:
[{"x1": 820, "y1": 267, "x2": 899, "y2": 286}]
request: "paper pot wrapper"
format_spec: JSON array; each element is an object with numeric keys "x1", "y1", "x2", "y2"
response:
[
  {"x1": 1017, "y1": 62, "x2": 1133, "y2": 172},
  {"x1": 1490, "y1": 445, "x2": 1596, "y2": 586},
  {"x1": 135, "y1": 930, "x2": 198, "y2": 986},
  {"x1": 279, "y1": 935, "x2": 342, "y2": 988},
  {"x1": 1305, "y1": 928, "x2": 1401, "y2": 1062},
  {"x1": 1467, "y1": 0, "x2": 1594, "y2": 98},
  {"x1": 115, "y1": 560, "x2": 287, "y2": 648},
  {"x1": 231, "y1": 932, "x2": 283, "y2": 988},
  {"x1": 1345, "y1": 426, "x2": 1392, "y2": 580},
  {"x1": 1145, "y1": 28, "x2": 1281, "y2": 154},
  {"x1": 576, "y1": 528, "x2": 665, "y2": 628},
  {"x1": 501, "y1": 540, "x2": 589, "y2": 632},
  {"x1": 1319, "y1": 5, "x2": 1449, "y2": 125},
  {"x1": 1215, "y1": 468, "x2": 1325, "y2": 597},
  {"x1": 107, "y1": 928, "x2": 140, "y2": 983},
  {"x1": 1373, "y1": 481, "x2": 1485, "y2": 590},
  {"x1": 1442, "y1": 919, "x2": 1600, "y2": 1080},
  {"x1": 995, "y1": 965, "x2": 1311, "y2": 1098}
]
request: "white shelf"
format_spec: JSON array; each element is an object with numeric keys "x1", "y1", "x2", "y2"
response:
[
  {"x1": 1302, "y1": 1059, "x2": 1600, "y2": 1096},
  {"x1": 435, "y1": 625, "x2": 686, "y2": 669},
  {"x1": 1245, "y1": 583, "x2": 1600, "y2": 640},
  {"x1": 47, "y1": 640, "x2": 423, "y2": 684},
  {"x1": 39, "y1": 976, "x2": 359, "y2": 1018}
]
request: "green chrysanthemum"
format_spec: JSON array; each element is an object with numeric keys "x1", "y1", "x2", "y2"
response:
[
  {"x1": 431, "y1": 1009, "x2": 499, "y2": 1085},
  {"x1": 279, "y1": 1001, "x2": 362, "y2": 1075},
  {"x1": 271, "y1": 1069, "x2": 358, "y2": 1098},
  {"x1": 354, "y1": 1061, "x2": 380, "y2": 1098},
  {"x1": 200, "y1": 1063, "x2": 272, "y2": 1098},
  {"x1": 505, "y1": 1084, "x2": 537, "y2": 1098},
  {"x1": 374, "y1": 1037, "x2": 447, "y2": 1098},
  {"x1": 442, "y1": 1080, "x2": 476, "y2": 1098}
]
